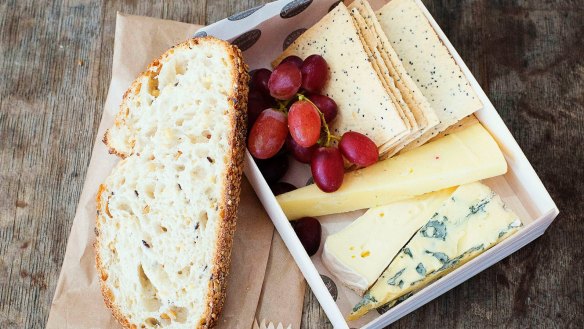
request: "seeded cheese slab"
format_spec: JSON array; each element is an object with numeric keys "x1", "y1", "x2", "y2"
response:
[
  {"x1": 273, "y1": 3, "x2": 408, "y2": 150},
  {"x1": 376, "y1": 0, "x2": 483, "y2": 151},
  {"x1": 349, "y1": 0, "x2": 439, "y2": 157}
]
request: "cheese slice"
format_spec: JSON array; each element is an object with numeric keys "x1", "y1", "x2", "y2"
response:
[
  {"x1": 276, "y1": 123, "x2": 506, "y2": 220},
  {"x1": 348, "y1": 182, "x2": 522, "y2": 320},
  {"x1": 322, "y1": 187, "x2": 456, "y2": 295}
]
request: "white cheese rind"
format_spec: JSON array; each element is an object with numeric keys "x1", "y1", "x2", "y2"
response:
[
  {"x1": 322, "y1": 187, "x2": 456, "y2": 294},
  {"x1": 276, "y1": 123, "x2": 507, "y2": 220},
  {"x1": 348, "y1": 182, "x2": 522, "y2": 320}
]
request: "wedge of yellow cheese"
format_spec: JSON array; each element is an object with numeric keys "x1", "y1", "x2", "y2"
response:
[{"x1": 276, "y1": 123, "x2": 506, "y2": 220}]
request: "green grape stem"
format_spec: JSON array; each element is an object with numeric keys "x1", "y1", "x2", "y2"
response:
[
  {"x1": 297, "y1": 94, "x2": 339, "y2": 147},
  {"x1": 277, "y1": 97, "x2": 294, "y2": 112}
]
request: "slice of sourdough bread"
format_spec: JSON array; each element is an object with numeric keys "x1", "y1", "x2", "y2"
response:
[{"x1": 95, "y1": 37, "x2": 249, "y2": 329}]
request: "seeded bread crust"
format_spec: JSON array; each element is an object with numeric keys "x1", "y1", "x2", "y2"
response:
[
  {"x1": 95, "y1": 183, "x2": 132, "y2": 329},
  {"x1": 95, "y1": 37, "x2": 249, "y2": 329}
]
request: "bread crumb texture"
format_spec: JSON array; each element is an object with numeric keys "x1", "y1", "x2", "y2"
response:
[{"x1": 96, "y1": 37, "x2": 249, "y2": 329}]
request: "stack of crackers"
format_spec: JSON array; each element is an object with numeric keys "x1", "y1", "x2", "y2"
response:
[{"x1": 274, "y1": 0, "x2": 483, "y2": 159}]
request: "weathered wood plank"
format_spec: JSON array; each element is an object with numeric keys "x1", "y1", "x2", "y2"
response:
[{"x1": 0, "y1": 0, "x2": 582, "y2": 328}]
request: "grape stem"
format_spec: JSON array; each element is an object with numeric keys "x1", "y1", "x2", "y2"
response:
[
  {"x1": 297, "y1": 94, "x2": 340, "y2": 148},
  {"x1": 277, "y1": 98, "x2": 294, "y2": 112}
]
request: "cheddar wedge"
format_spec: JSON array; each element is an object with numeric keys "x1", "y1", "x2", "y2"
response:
[{"x1": 276, "y1": 123, "x2": 506, "y2": 220}]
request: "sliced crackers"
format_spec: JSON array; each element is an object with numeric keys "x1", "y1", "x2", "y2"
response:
[
  {"x1": 273, "y1": 3, "x2": 409, "y2": 153},
  {"x1": 376, "y1": 0, "x2": 483, "y2": 151},
  {"x1": 348, "y1": 0, "x2": 439, "y2": 157},
  {"x1": 273, "y1": 0, "x2": 482, "y2": 159},
  {"x1": 348, "y1": 7, "x2": 415, "y2": 153}
]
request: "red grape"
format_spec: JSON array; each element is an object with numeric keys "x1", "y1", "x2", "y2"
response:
[
  {"x1": 306, "y1": 93, "x2": 337, "y2": 123},
  {"x1": 285, "y1": 134, "x2": 316, "y2": 164},
  {"x1": 339, "y1": 131, "x2": 379, "y2": 167},
  {"x1": 292, "y1": 217, "x2": 322, "y2": 256},
  {"x1": 301, "y1": 54, "x2": 328, "y2": 93},
  {"x1": 247, "y1": 89, "x2": 276, "y2": 128},
  {"x1": 255, "y1": 153, "x2": 289, "y2": 184},
  {"x1": 249, "y1": 68, "x2": 271, "y2": 96},
  {"x1": 280, "y1": 55, "x2": 303, "y2": 70},
  {"x1": 248, "y1": 109, "x2": 288, "y2": 159},
  {"x1": 271, "y1": 182, "x2": 297, "y2": 196},
  {"x1": 268, "y1": 62, "x2": 302, "y2": 100},
  {"x1": 311, "y1": 147, "x2": 344, "y2": 192},
  {"x1": 288, "y1": 100, "x2": 321, "y2": 148}
]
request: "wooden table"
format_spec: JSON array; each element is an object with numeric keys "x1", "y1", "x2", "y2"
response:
[{"x1": 1, "y1": 0, "x2": 582, "y2": 328}]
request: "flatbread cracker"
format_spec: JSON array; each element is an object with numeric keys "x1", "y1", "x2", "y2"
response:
[
  {"x1": 348, "y1": 8, "x2": 413, "y2": 150},
  {"x1": 350, "y1": 0, "x2": 439, "y2": 157},
  {"x1": 376, "y1": 0, "x2": 483, "y2": 151},
  {"x1": 427, "y1": 114, "x2": 479, "y2": 143},
  {"x1": 273, "y1": 3, "x2": 408, "y2": 150},
  {"x1": 350, "y1": 6, "x2": 418, "y2": 156}
]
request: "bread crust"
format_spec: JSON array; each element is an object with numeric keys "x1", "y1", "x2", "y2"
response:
[
  {"x1": 95, "y1": 37, "x2": 249, "y2": 329},
  {"x1": 199, "y1": 38, "x2": 249, "y2": 329},
  {"x1": 95, "y1": 183, "x2": 133, "y2": 329}
]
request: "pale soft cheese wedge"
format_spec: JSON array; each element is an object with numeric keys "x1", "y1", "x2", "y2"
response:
[
  {"x1": 276, "y1": 122, "x2": 506, "y2": 220},
  {"x1": 322, "y1": 187, "x2": 456, "y2": 294},
  {"x1": 348, "y1": 182, "x2": 522, "y2": 320},
  {"x1": 376, "y1": 0, "x2": 483, "y2": 151},
  {"x1": 273, "y1": 3, "x2": 409, "y2": 151}
]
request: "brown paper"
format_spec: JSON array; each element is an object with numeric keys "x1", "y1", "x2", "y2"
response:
[
  {"x1": 47, "y1": 13, "x2": 304, "y2": 329},
  {"x1": 255, "y1": 233, "x2": 306, "y2": 329}
]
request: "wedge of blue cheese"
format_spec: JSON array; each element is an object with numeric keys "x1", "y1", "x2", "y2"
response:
[
  {"x1": 322, "y1": 187, "x2": 456, "y2": 294},
  {"x1": 348, "y1": 182, "x2": 522, "y2": 320}
]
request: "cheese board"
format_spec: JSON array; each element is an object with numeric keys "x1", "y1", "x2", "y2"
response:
[{"x1": 199, "y1": 0, "x2": 559, "y2": 328}]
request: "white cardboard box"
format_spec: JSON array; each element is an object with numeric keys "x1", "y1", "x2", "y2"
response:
[{"x1": 200, "y1": 1, "x2": 559, "y2": 327}]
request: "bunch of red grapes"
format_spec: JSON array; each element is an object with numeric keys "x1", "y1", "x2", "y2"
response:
[{"x1": 247, "y1": 54, "x2": 379, "y2": 194}]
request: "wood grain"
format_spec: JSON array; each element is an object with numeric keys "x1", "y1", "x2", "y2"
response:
[{"x1": 0, "y1": 0, "x2": 582, "y2": 328}]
